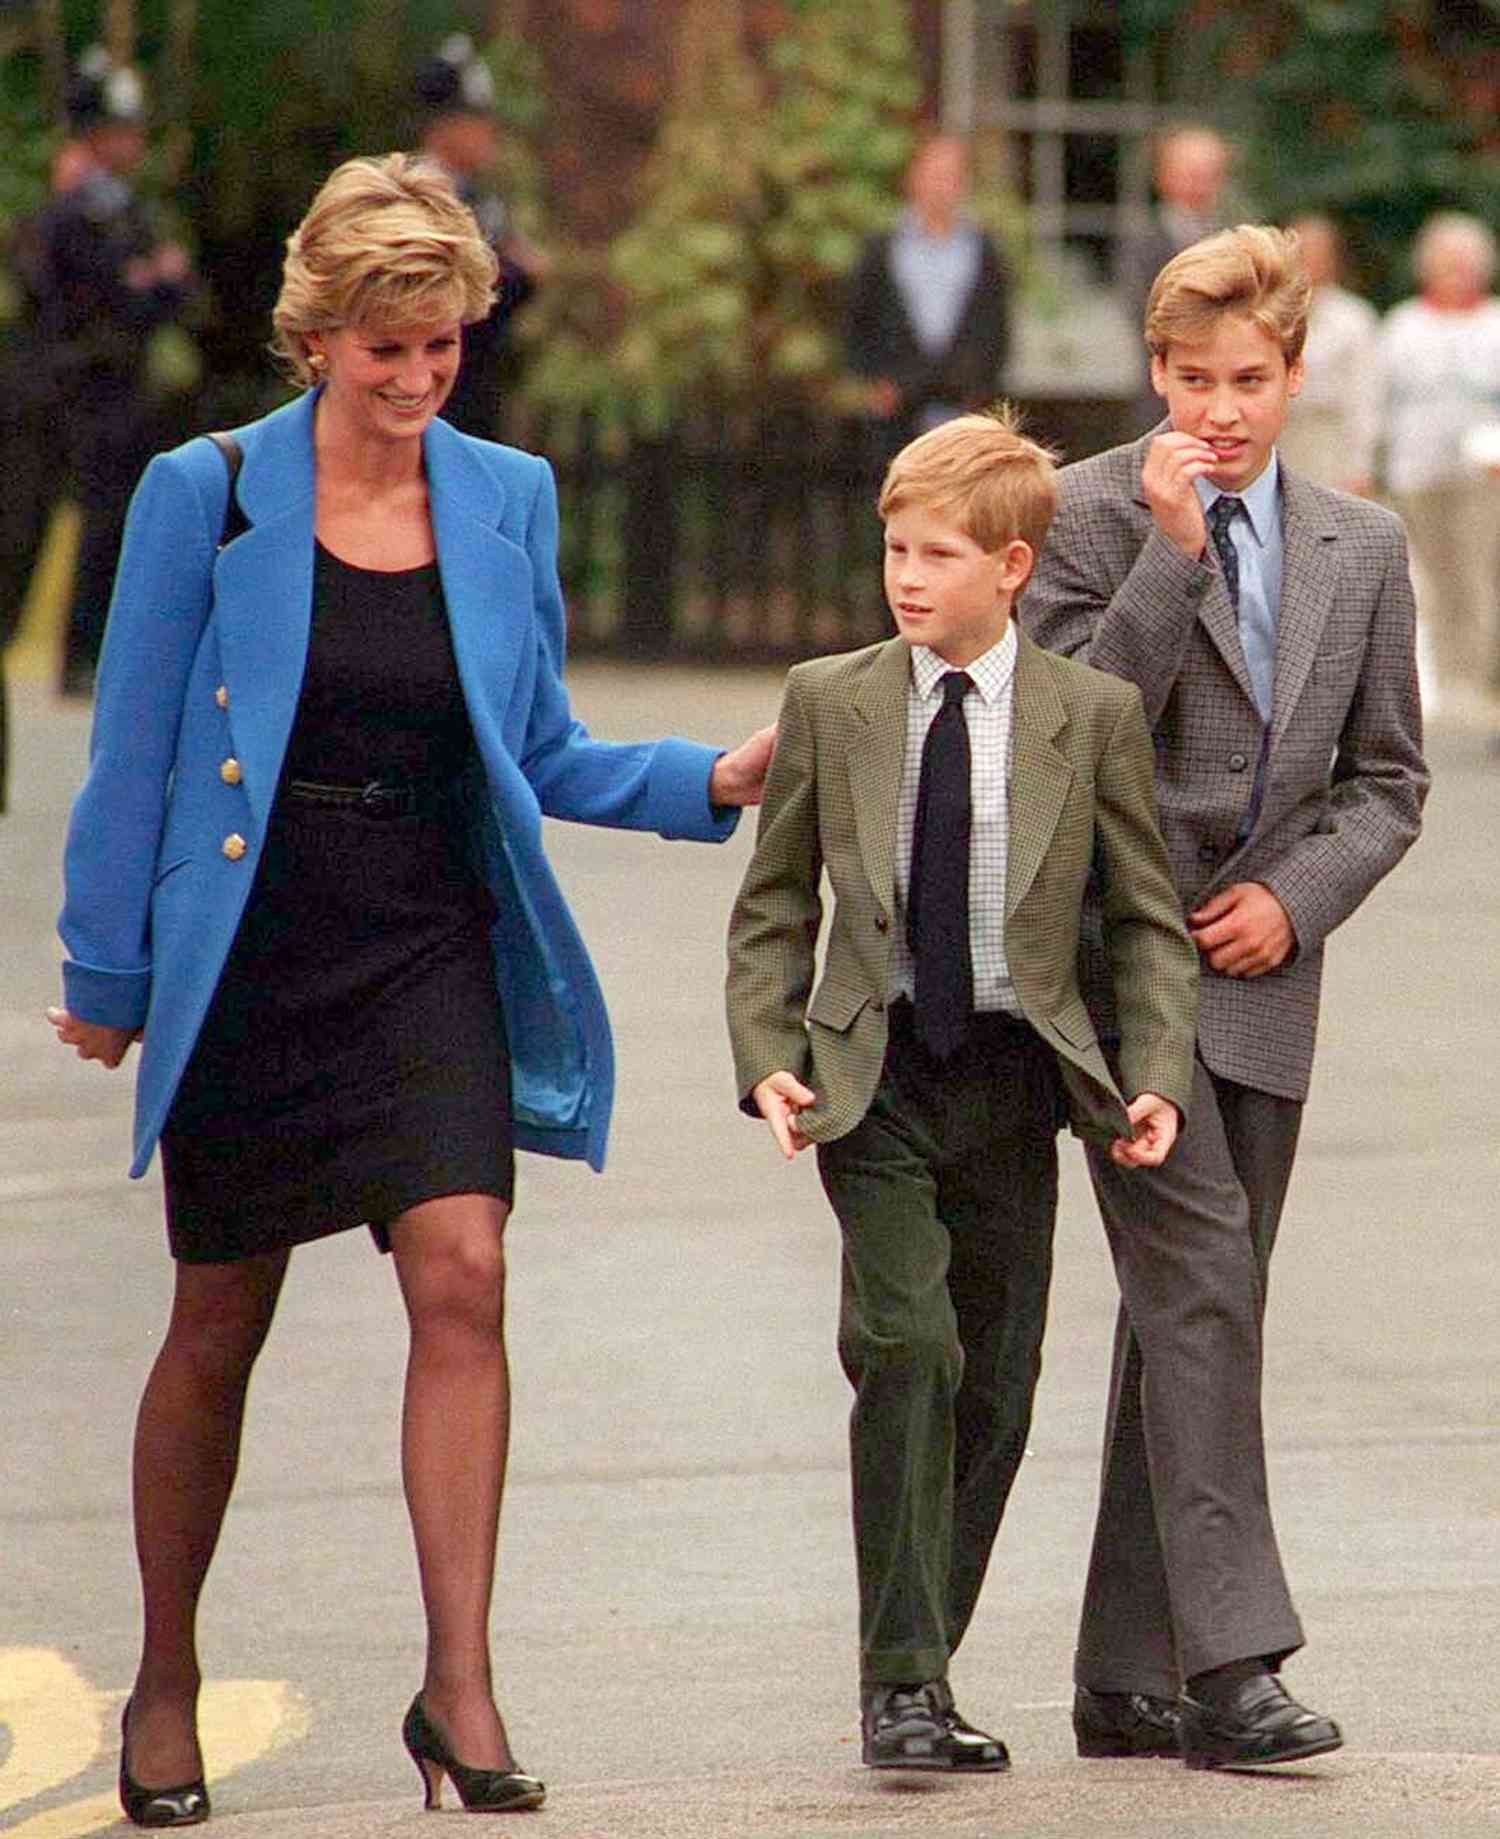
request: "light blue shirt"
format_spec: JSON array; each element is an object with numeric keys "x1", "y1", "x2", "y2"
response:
[
  {"x1": 889, "y1": 210, "x2": 982, "y2": 354},
  {"x1": 889, "y1": 211, "x2": 982, "y2": 431},
  {"x1": 1196, "y1": 454, "x2": 1283, "y2": 719}
]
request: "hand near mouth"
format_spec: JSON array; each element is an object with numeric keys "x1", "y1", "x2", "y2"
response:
[{"x1": 1142, "y1": 431, "x2": 1224, "y2": 558}]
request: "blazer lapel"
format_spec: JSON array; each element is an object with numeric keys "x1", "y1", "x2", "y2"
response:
[
  {"x1": 422, "y1": 419, "x2": 527, "y2": 728},
  {"x1": 847, "y1": 638, "x2": 911, "y2": 917},
  {"x1": 1130, "y1": 433, "x2": 1260, "y2": 710},
  {"x1": 1006, "y1": 631, "x2": 1074, "y2": 919},
  {"x1": 1270, "y1": 471, "x2": 1339, "y2": 741},
  {"x1": 214, "y1": 392, "x2": 318, "y2": 843}
]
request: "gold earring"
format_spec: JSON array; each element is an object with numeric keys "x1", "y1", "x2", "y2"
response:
[{"x1": 307, "y1": 350, "x2": 326, "y2": 372}]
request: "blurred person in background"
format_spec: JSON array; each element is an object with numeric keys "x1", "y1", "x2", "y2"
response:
[
  {"x1": 1378, "y1": 211, "x2": 1500, "y2": 730},
  {"x1": 27, "y1": 47, "x2": 194, "y2": 697},
  {"x1": 1118, "y1": 126, "x2": 1231, "y2": 430},
  {"x1": 48, "y1": 152, "x2": 771, "y2": 1826},
  {"x1": 413, "y1": 33, "x2": 549, "y2": 439},
  {"x1": 1278, "y1": 214, "x2": 1379, "y2": 495},
  {"x1": 0, "y1": 135, "x2": 97, "y2": 807},
  {"x1": 844, "y1": 134, "x2": 1010, "y2": 475}
]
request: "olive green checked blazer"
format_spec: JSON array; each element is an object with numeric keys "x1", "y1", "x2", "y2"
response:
[{"x1": 725, "y1": 628, "x2": 1199, "y2": 1148}]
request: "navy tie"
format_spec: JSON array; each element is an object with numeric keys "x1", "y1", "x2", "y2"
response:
[
  {"x1": 1207, "y1": 495, "x2": 1244, "y2": 614},
  {"x1": 908, "y1": 670, "x2": 973, "y2": 1058}
]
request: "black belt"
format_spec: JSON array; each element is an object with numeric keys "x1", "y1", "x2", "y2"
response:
[{"x1": 283, "y1": 777, "x2": 446, "y2": 819}]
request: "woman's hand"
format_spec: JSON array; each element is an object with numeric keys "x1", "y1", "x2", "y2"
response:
[
  {"x1": 46, "y1": 1006, "x2": 140, "y2": 1069},
  {"x1": 709, "y1": 723, "x2": 778, "y2": 808}
]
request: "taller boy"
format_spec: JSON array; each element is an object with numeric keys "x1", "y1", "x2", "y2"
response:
[
  {"x1": 1024, "y1": 226, "x2": 1428, "y2": 1764},
  {"x1": 727, "y1": 412, "x2": 1198, "y2": 1770}
]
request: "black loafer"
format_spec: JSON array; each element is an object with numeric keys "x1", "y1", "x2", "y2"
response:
[
  {"x1": 862, "y1": 1680, "x2": 1009, "y2": 1772},
  {"x1": 1073, "y1": 1684, "x2": 1181, "y2": 1758},
  {"x1": 1179, "y1": 1672, "x2": 1342, "y2": 1770}
]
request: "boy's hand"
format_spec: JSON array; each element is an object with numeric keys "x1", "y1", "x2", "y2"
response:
[
  {"x1": 1109, "y1": 1092, "x2": 1180, "y2": 1168},
  {"x1": 46, "y1": 1006, "x2": 139, "y2": 1069},
  {"x1": 752, "y1": 1071, "x2": 816, "y2": 1159},
  {"x1": 1141, "y1": 431, "x2": 1220, "y2": 558},
  {"x1": 710, "y1": 723, "x2": 778, "y2": 808},
  {"x1": 1188, "y1": 881, "x2": 1294, "y2": 978}
]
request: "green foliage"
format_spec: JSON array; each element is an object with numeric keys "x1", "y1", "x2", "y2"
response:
[
  {"x1": 1141, "y1": 0, "x2": 1500, "y2": 308},
  {"x1": 521, "y1": 0, "x2": 933, "y2": 434},
  {"x1": 758, "y1": 7, "x2": 923, "y2": 403},
  {"x1": 603, "y1": 29, "x2": 769, "y2": 433}
]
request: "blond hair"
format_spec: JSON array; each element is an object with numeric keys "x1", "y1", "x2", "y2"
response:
[
  {"x1": 878, "y1": 407, "x2": 1059, "y2": 561},
  {"x1": 1145, "y1": 224, "x2": 1311, "y2": 364},
  {"x1": 271, "y1": 153, "x2": 498, "y2": 386}
]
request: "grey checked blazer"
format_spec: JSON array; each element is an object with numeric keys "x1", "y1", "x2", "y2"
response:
[
  {"x1": 1022, "y1": 428, "x2": 1429, "y2": 1101},
  {"x1": 725, "y1": 629, "x2": 1198, "y2": 1148}
]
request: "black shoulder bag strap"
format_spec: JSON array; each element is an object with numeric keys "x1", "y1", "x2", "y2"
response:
[{"x1": 205, "y1": 430, "x2": 249, "y2": 547}]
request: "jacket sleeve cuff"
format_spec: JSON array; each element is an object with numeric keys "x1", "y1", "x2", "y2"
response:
[
  {"x1": 62, "y1": 960, "x2": 151, "y2": 1030},
  {"x1": 648, "y1": 738, "x2": 741, "y2": 842}
]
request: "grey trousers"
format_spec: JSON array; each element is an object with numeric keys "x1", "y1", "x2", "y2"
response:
[{"x1": 1075, "y1": 1056, "x2": 1306, "y2": 1695}]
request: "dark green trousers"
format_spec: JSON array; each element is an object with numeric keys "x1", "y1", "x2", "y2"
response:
[{"x1": 817, "y1": 1001, "x2": 1062, "y2": 1687}]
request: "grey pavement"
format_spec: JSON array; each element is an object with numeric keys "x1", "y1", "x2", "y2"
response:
[{"x1": 2, "y1": 662, "x2": 1498, "y2": 1839}]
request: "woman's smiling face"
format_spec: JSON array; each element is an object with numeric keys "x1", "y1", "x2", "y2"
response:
[{"x1": 310, "y1": 318, "x2": 464, "y2": 441}]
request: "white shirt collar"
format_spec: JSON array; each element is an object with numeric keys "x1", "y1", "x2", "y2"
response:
[{"x1": 910, "y1": 623, "x2": 1017, "y2": 704}]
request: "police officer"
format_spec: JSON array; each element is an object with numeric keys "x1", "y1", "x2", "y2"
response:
[
  {"x1": 31, "y1": 48, "x2": 193, "y2": 696},
  {"x1": 413, "y1": 34, "x2": 548, "y2": 439}
]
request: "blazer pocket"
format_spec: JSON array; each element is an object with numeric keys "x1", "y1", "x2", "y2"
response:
[
  {"x1": 151, "y1": 854, "x2": 193, "y2": 888},
  {"x1": 807, "y1": 980, "x2": 872, "y2": 1034}
]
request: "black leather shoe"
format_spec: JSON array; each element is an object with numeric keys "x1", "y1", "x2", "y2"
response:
[
  {"x1": 862, "y1": 1680, "x2": 1010, "y2": 1772},
  {"x1": 1179, "y1": 1672, "x2": 1342, "y2": 1770},
  {"x1": 1073, "y1": 1685, "x2": 1182, "y2": 1758},
  {"x1": 118, "y1": 1703, "x2": 210, "y2": 1827},
  {"x1": 402, "y1": 1694, "x2": 545, "y2": 1811}
]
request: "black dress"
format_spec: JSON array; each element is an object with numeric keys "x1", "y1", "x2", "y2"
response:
[{"x1": 160, "y1": 542, "x2": 513, "y2": 1264}]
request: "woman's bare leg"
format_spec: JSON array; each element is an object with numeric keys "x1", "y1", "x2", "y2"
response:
[
  {"x1": 126, "y1": 1247, "x2": 289, "y2": 1786},
  {"x1": 388, "y1": 1193, "x2": 519, "y2": 1770}
]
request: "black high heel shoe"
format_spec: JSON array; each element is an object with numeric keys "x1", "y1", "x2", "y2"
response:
[
  {"x1": 118, "y1": 1702, "x2": 211, "y2": 1827},
  {"x1": 402, "y1": 1694, "x2": 545, "y2": 1813}
]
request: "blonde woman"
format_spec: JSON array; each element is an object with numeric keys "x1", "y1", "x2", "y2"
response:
[{"x1": 50, "y1": 153, "x2": 772, "y2": 1824}]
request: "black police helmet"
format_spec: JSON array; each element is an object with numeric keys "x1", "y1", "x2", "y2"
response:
[
  {"x1": 66, "y1": 45, "x2": 147, "y2": 132},
  {"x1": 413, "y1": 33, "x2": 495, "y2": 118}
]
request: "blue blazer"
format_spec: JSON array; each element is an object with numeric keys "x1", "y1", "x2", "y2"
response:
[{"x1": 60, "y1": 389, "x2": 737, "y2": 1179}]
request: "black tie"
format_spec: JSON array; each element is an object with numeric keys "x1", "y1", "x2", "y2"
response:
[
  {"x1": 909, "y1": 669, "x2": 973, "y2": 1058},
  {"x1": 1207, "y1": 495, "x2": 1244, "y2": 614}
]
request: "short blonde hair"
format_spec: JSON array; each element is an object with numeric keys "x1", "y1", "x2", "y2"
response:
[
  {"x1": 271, "y1": 153, "x2": 498, "y2": 386},
  {"x1": 878, "y1": 407, "x2": 1059, "y2": 562},
  {"x1": 1145, "y1": 224, "x2": 1311, "y2": 364}
]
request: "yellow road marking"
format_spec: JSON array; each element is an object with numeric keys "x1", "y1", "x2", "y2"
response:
[
  {"x1": 1, "y1": 1662, "x2": 306, "y2": 1838},
  {"x1": 7, "y1": 502, "x2": 78, "y2": 683},
  {"x1": 0, "y1": 1650, "x2": 100, "y2": 1808}
]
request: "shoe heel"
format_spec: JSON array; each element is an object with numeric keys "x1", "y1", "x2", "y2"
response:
[
  {"x1": 401, "y1": 1692, "x2": 544, "y2": 1813},
  {"x1": 412, "y1": 1751, "x2": 445, "y2": 1810},
  {"x1": 1076, "y1": 1735, "x2": 1133, "y2": 1758}
]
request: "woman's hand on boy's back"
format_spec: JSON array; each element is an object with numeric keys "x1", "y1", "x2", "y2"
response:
[
  {"x1": 1109, "y1": 1091, "x2": 1180, "y2": 1168},
  {"x1": 752, "y1": 1071, "x2": 816, "y2": 1159},
  {"x1": 710, "y1": 723, "x2": 779, "y2": 808}
]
